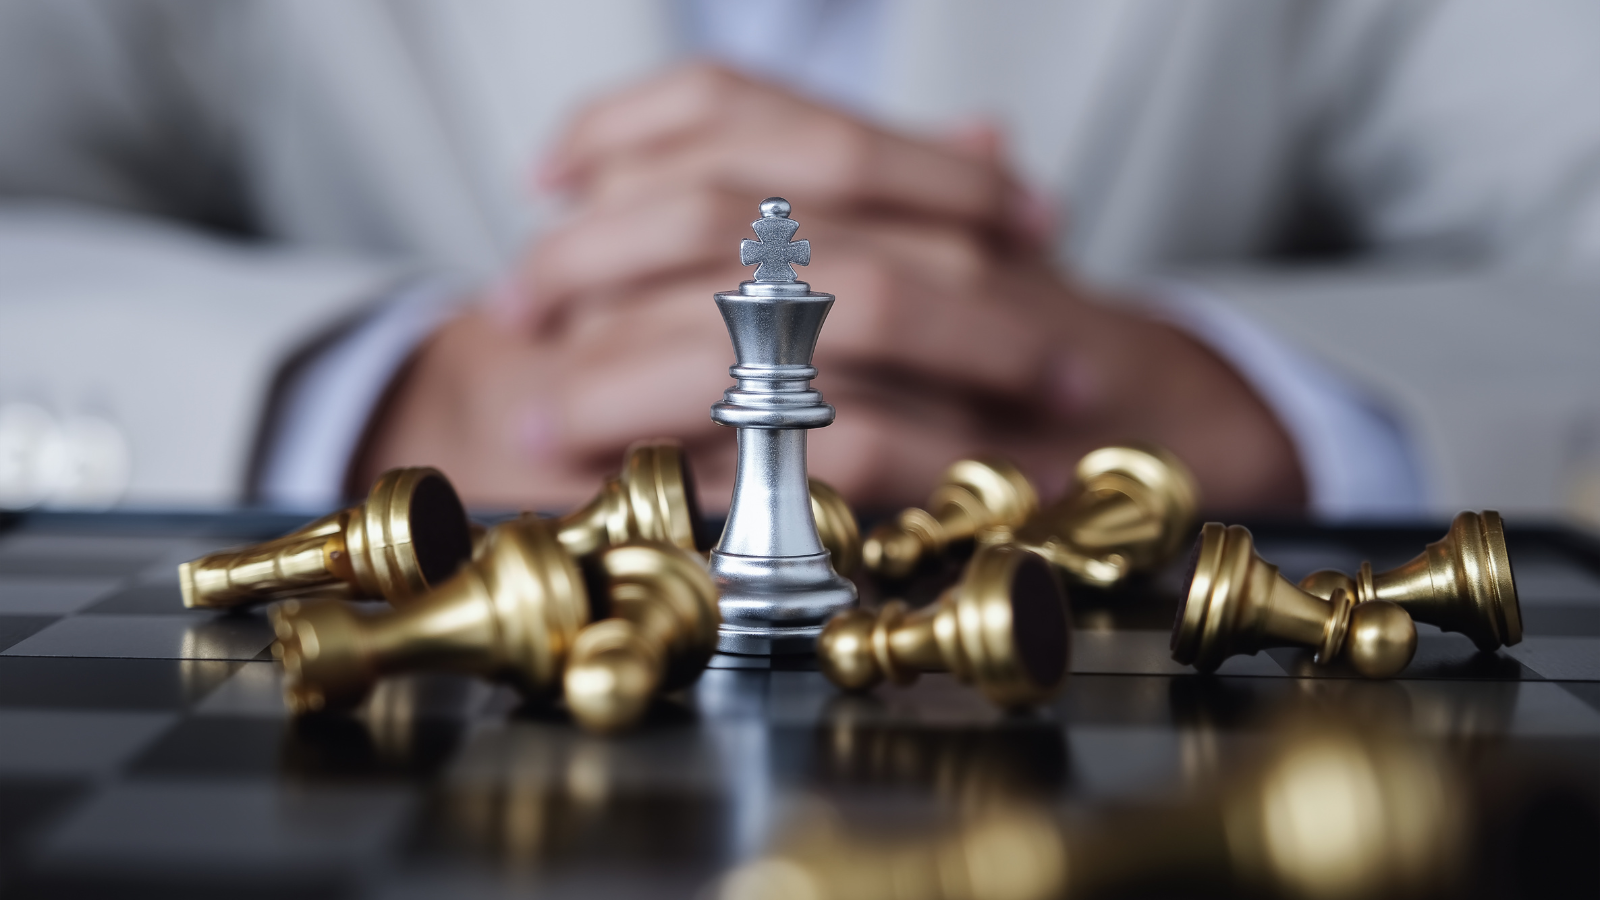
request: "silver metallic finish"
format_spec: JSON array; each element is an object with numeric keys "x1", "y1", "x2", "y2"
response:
[{"x1": 710, "y1": 198, "x2": 857, "y2": 655}]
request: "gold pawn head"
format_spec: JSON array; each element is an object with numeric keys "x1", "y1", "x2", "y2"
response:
[
  {"x1": 180, "y1": 467, "x2": 473, "y2": 609},
  {"x1": 563, "y1": 542, "x2": 721, "y2": 733},
  {"x1": 1018, "y1": 443, "x2": 1199, "y2": 588},
  {"x1": 818, "y1": 543, "x2": 1070, "y2": 708},
  {"x1": 861, "y1": 458, "x2": 1038, "y2": 580},
  {"x1": 1172, "y1": 523, "x2": 1417, "y2": 678},
  {"x1": 268, "y1": 516, "x2": 588, "y2": 713},
  {"x1": 1298, "y1": 510, "x2": 1520, "y2": 652}
]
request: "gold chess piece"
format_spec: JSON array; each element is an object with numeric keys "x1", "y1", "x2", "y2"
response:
[
  {"x1": 551, "y1": 438, "x2": 707, "y2": 560},
  {"x1": 717, "y1": 726, "x2": 1463, "y2": 900},
  {"x1": 545, "y1": 438, "x2": 861, "y2": 577},
  {"x1": 1017, "y1": 443, "x2": 1199, "y2": 588},
  {"x1": 861, "y1": 458, "x2": 1038, "y2": 580},
  {"x1": 818, "y1": 542, "x2": 1070, "y2": 708},
  {"x1": 563, "y1": 543, "x2": 720, "y2": 733},
  {"x1": 181, "y1": 467, "x2": 473, "y2": 609},
  {"x1": 269, "y1": 516, "x2": 588, "y2": 713},
  {"x1": 1298, "y1": 511, "x2": 1521, "y2": 652},
  {"x1": 809, "y1": 477, "x2": 862, "y2": 577},
  {"x1": 1173, "y1": 523, "x2": 1418, "y2": 678}
]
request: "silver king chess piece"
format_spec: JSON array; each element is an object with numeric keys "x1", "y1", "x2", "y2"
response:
[{"x1": 709, "y1": 197, "x2": 858, "y2": 655}]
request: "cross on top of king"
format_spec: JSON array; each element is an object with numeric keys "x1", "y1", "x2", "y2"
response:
[{"x1": 740, "y1": 197, "x2": 811, "y2": 282}]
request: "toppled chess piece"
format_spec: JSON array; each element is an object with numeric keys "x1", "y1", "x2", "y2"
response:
[
  {"x1": 552, "y1": 438, "x2": 708, "y2": 561},
  {"x1": 818, "y1": 542, "x2": 1070, "y2": 708},
  {"x1": 1173, "y1": 523, "x2": 1417, "y2": 678},
  {"x1": 715, "y1": 725, "x2": 1464, "y2": 900},
  {"x1": 564, "y1": 543, "x2": 720, "y2": 732},
  {"x1": 708, "y1": 198, "x2": 857, "y2": 655},
  {"x1": 269, "y1": 516, "x2": 587, "y2": 712},
  {"x1": 1298, "y1": 510, "x2": 1520, "y2": 652},
  {"x1": 809, "y1": 477, "x2": 862, "y2": 577},
  {"x1": 181, "y1": 467, "x2": 473, "y2": 609},
  {"x1": 1017, "y1": 443, "x2": 1198, "y2": 588},
  {"x1": 861, "y1": 458, "x2": 1038, "y2": 580}
]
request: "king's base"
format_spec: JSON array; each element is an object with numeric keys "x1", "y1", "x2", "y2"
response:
[{"x1": 710, "y1": 550, "x2": 858, "y2": 657}]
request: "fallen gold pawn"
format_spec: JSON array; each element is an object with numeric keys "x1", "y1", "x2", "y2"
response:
[
  {"x1": 1172, "y1": 523, "x2": 1417, "y2": 678},
  {"x1": 181, "y1": 466, "x2": 474, "y2": 609},
  {"x1": 1298, "y1": 510, "x2": 1520, "y2": 652},
  {"x1": 269, "y1": 517, "x2": 714, "y2": 731},
  {"x1": 818, "y1": 542, "x2": 1070, "y2": 709}
]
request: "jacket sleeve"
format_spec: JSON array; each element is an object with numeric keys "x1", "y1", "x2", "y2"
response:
[{"x1": 0, "y1": 1, "x2": 407, "y2": 505}]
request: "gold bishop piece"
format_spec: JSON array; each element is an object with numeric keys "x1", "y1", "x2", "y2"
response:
[
  {"x1": 818, "y1": 542, "x2": 1071, "y2": 708},
  {"x1": 1172, "y1": 523, "x2": 1418, "y2": 678},
  {"x1": 1298, "y1": 511, "x2": 1521, "y2": 652},
  {"x1": 269, "y1": 515, "x2": 716, "y2": 731},
  {"x1": 181, "y1": 467, "x2": 474, "y2": 609},
  {"x1": 716, "y1": 725, "x2": 1464, "y2": 900}
]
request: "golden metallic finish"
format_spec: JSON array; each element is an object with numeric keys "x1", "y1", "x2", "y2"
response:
[
  {"x1": 861, "y1": 458, "x2": 1038, "y2": 580},
  {"x1": 180, "y1": 467, "x2": 473, "y2": 609},
  {"x1": 1298, "y1": 510, "x2": 1521, "y2": 652},
  {"x1": 1172, "y1": 523, "x2": 1417, "y2": 678},
  {"x1": 715, "y1": 726, "x2": 1462, "y2": 900},
  {"x1": 818, "y1": 543, "x2": 1069, "y2": 708},
  {"x1": 809, "y1": 477, "x2": 861, "y2": 576},
  {"x1": 1018, "y1": 443, "x2": 1199, "y2": 588},
  {"x1": 564, "y1": 542, "x2": 721, "y2": 733},
  {"x1": 553, "y1": 438, "x2": 705, "y2": 561},
  {"x1": 268, "y1": 516, "x2": 587, "y2": 713},
  {"x1": 545, "y1": 438, "x2": 859, "y2": 578}
]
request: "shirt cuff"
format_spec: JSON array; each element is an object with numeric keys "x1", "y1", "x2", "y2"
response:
[
  {"x1": 254, "y1": 277, "x2": 470, "y2": 509},
  {"x1": 1139, "y1": 282, "x2": 1430, "y2": 519}
]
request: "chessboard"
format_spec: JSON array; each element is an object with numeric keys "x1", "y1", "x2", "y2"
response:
[{"x1": 0, "y1": 511, "x2": 1596, "y2": 898}]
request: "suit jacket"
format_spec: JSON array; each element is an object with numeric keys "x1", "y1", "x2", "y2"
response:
[{"x1": 1, "y1": 0, "x2": 1597, "y2": 513}]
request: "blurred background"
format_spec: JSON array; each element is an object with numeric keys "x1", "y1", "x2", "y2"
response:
[{"x1": 0, "y1": 0, "x2": 1597, "y2": 525}]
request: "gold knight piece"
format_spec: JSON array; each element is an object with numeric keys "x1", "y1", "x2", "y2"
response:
[
  {"x1": 818, "y1": 542, "x2": 1070, "y2": 708},
  {"x1": 180, "y1": 467, "x2": 473, "y2": 609},
  {"x1": 1173, "y1": 523, "x2": 1417, "y2": 678},
  {"x1": 563, "y1": 542, "x2": 721, "y2": 733},
  {"x1": 861, "y1": 458, "x2": 1038, "y2": 581},
  {"x1": 1297, "y1": 511, "x2": 1521, "y2": 652},
  {"x1": 1016, "y1": 443, "x2": 1199, "y2": 588}
]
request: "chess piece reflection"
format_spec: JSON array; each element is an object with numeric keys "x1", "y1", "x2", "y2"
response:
[
  {"x1": 181, "y1": 467, "x2": 473, "y2": 609},
  {"x1": 1017, "y1": 443, "x2": 1198, "y2": 588},
  {"x1": 1298, "y1": 511, "x2": 1520, "y2": 652},
  {"x1": 818, "y1": 543, "x2": 1070, "y2": 708},
  {"x1": 1172, "y1": 523, "x2": 1417, "y2": 678},
  {"x1": 269, "y1": 516, "x2": 589, "y2": 713},
  {"x1": 716, "y1": 727, "x2": 1463, "y2": 900},
  {"x1": 862, "y1": 458, "x2": 1038, "y2": 580},
  {"x1": 564, "y1": 543, "x2": 720, "y2": 733}
]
